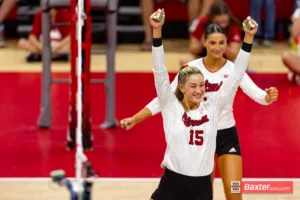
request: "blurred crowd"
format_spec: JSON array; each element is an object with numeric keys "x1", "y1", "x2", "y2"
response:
[{"x1": 0, "y1": 0, "x2": 299, "y2": 76}]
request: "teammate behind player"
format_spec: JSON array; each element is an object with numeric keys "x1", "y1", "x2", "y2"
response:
[
  {"x1": 121, "y1": 11, "x2": 279, "y2": 200},
  {"x1": 139, "y1": 9, "x2": 257, "y2": 200}
]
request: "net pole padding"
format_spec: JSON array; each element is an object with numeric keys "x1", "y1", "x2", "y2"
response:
[{"x1": 67, "y1": 0, "x2": 78, "y2": 150}]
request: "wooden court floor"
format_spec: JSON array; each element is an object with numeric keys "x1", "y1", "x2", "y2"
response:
[
  {"x1": 0, "y1": 179, "x2": 299, "y2": 200},
  {"x1": 0, "y1": 40, "x2": 293, "y2": 73},
  {"x1": 0, "y1": 40, "x2": 298, "y2": 199}
]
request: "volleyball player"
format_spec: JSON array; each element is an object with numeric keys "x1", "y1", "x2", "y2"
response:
[
  {"x1": 121, "y1": 12, "x2": 278, "y2": 200},
  {"x1": 132, "y1": 9, "x2": 257, "y2": 200}
]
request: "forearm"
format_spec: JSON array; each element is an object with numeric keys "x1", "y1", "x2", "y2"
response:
[
  {"x1": 234, "y1": 34, "x2": 253, "y2": 76},
  {"x1": 0, "y1": 0, "x2": 16, "y2": 24},
  {"x1": 132, "y1": 107, "x2": 153, "y2": 125},
  {"x1": 240, "y1": 74, "x2": 269, "y2": 105},
  {"x1": 29, "y1": 34, "x2": 42, "y2": 51}
]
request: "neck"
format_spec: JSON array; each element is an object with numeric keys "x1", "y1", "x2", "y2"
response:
[
  {"x1": 181, "y1": 98, "x2": 199, "y2": 111},
  {"x1": 204, "y1": 55, "x2": 226, "y2": 72}
]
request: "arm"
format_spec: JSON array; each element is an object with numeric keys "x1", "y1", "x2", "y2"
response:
[
  {"x1": 146, "y1": 73, "x2": 178, "y2": 115},
  {"x1": 0, "y1": 0, "x2": 16, "y2": 24},
  {"x1": 152, "y1": 37, "x2": 174, "y2": 110},
  {"x1": 211, "y1": 41, "x2": 252, "y2": 110},
  {"x1": 239, "y1": 73, "x2": 270, "y2": 105}
]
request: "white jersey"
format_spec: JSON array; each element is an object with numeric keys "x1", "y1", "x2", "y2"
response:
[
  {"x1": 152, "y1": 44, "x2": 250, "y2": 176},
  {"x1": 147, "y1": 54, "x2": 268, "y2": 131}
]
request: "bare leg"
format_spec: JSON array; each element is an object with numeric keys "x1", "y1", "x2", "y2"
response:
[
  {"x1": 218, "y1": 155, "x2": 243, "y2": 200},
  {"x1": 282, "y1": 52, "x2": 300, "y2": 73},
  {"x1": 140, "y1": 0, "x2": 154, "y2": 51},
  {"x1": 18, "y1": 38, "x2": 41, "y2": 54}
]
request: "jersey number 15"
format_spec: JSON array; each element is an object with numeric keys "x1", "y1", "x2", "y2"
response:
[{"x1": 189, "y1": 130, "x2": 204, "y2": 146}]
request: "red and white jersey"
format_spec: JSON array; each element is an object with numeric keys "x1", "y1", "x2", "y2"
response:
[
  {"x1": 147, "y1": 56, "x2": 268, "y2": 130},
  {"x1": 152, "y1": 45, "x2": 250, "y2": 176}
]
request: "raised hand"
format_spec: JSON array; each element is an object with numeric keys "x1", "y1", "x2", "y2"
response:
[
  {"x1": 149, "y1": 8, "x2": 165, "y2": 29},
  {"x1": 242, "y1": 16, "x2": 258, "y2": 36},
  {"x1": 265, "y1": 87, "x2": 279, "y2": 104}
]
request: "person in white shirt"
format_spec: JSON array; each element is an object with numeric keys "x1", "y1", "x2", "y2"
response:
[
  {"x1": 129, "y1": 9, "x2": 260, "y2": 200},
  {"x1": 282, "y1": 5, "x2": 300, "y2": 84},
  {"x1": 121, "y1": 11, "x2": 278, "y2": 200}
]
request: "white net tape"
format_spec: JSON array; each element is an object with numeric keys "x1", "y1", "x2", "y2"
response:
[{"x1": 75, "y1": 0, "x2": 88, "y2": 198}]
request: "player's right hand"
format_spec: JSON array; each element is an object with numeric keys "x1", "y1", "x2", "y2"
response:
[{"x1": 120, "y1": 117, "x2": 136, "y2": 130}]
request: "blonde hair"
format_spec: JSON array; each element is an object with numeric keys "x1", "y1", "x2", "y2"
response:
[{"x1": 175, "y1": 66, "x2": 204, "y2": 101}]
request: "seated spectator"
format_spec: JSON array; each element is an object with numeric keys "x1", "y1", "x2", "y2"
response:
[
  {"x1": 18, "y1": 8, "x2": 71, "y2": 62},
  {"x1": 179, "y1": 0, "x2": 241, "y2": 65},
  {"x1": 0, "y1": 0, "x2": 17, "y2": 48},
  {"x1": 140, "y1": 0, "x2": 214, "y2": 51},
  {"x1": 282, "y1": 6, "x2": 300, "y2": 77}
]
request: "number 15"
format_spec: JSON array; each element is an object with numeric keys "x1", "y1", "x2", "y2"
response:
[{"x1": 189, "y1": 130, "x2": 204, "y2": 146}]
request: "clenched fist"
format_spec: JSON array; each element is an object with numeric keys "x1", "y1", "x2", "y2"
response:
[
  {"x1": 265, "y1": 87, "x2": 279, "y2": 104},
  {"x1": 120, "y1": 117, "x2": 136, "y2": 130}
]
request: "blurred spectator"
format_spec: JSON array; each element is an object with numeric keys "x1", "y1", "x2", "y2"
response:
[
  {"x1": 0, "y1": 0, "x2": 17, "y2": 47},
  {"x1": 179, "y1": 0, "x2": 241, "y2": 65},
  {"x1": 140, "y1": 0, "x2": 214, "y2": 51},
  {"x1": 281, "y1": 2, "x2": 300, "y2": 76},
  {"x1": 250, "y1": 0, "x2": 275, "y2": 47},
  {"x1": 18, "y1": 8, "x2": 71, "y2": 62}
]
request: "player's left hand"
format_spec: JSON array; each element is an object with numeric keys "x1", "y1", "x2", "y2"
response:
[
  {"x1": 149, "y1": 8, "x2": 165, "y2": 29},
  {"x1": 242, "y1": 16, "x2": 258, "y2": 36},
  {"x1": 265, "y1": 87, "x2": 279, "y2": 104}
]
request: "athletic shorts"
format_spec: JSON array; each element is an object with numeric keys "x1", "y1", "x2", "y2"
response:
[
  {"x1": 151, "y1": 168, "x2": 213, "y2": 200},
  {"x1": 215, "y1": 126, "x2": 241, "y2": 157}
]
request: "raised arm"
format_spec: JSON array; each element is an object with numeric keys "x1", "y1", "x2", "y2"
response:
[
  {"x1": 145, "y1": 74, "x2": 178, "y2": 115},
  {"x1": 209, "y1": 17, "x2": 257, "y2": 110},
  {"x1": 120, "y1": 9, "x2": 175, "y2": 130},
  {"x1": 151, "y1": 9, "x2": 175, "y2": 111}
]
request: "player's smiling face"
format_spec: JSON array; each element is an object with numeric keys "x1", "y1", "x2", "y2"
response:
[
  {"x1": 181, "y1": 74, "x2": 205, "y2": 104},
  {"x1": 204, "y1": 33, "x2": 227, "y2": 59}
]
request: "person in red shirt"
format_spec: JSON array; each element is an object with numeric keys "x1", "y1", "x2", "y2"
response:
[
  {"x1": 17, "y1": 8, "x2": 71, "y2": 62},
  {"x1": 180, "y1": 0, "x2": 242, "y2": 65}
]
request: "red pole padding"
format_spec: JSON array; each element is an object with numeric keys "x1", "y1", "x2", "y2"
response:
[
  {"x1": 82, "y1": 0, "x2": 92, "y2": 149},
  {"x1": 67, "y1": 0, "x2": 78, "y2": 149}
]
